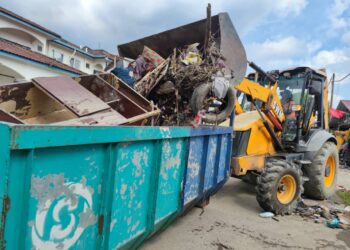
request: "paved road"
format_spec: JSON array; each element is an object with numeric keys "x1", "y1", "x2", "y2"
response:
[{"x1": 142, "y1": 168, "x2": 350, "y2": 250}]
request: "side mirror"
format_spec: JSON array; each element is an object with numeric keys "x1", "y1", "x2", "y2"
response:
[{"x1": 308, "y1": 80, "x2": 322, "y2": 95}]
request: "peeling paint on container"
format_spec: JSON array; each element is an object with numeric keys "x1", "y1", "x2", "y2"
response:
[{"x1": 0, "y1": 123, "x2": 232, "y2": 249}]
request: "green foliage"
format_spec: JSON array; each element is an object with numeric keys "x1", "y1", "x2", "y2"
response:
[{"x1": 336, "y1": 191, "x2": 350, "y2": 206}]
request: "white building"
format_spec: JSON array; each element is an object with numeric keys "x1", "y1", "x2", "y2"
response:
[{"x1": 0, "y1": 6, "x2": 115, "y2": 84}]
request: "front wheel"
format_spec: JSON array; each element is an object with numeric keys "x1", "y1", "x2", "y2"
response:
[
  {"x1": 256, "y1": 159, "x2": 303, "y2": 215},
  {"x1": 303, "y1": 142, "x2": 339, "y2": 199}
]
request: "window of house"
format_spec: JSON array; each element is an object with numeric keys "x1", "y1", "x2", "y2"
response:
[
  {"x1": 52, "y1": 49, "x2": 64, "y2": 62},
  {"x1": 70, "y1": 58, "x2": 74, "y2": 67},
  {"x1": 74, "y1": 59, "x2": 81, "y2": 69},
  {"x1": 37, "y1": 45, "x2": 43, "y2": 52},
  {"x1": 86, "y1": 63, "x2": 90, "y2": 69},
  {"x1": 57, "y1": 53, "x2": 64, "y2": 63}
]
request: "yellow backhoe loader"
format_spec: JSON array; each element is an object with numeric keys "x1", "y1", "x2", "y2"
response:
[
  {"x1": 335, "y1": 128, "x2": 350, "y2": 150},
  {"x1": 232, "y1": 63, "x2": 339, "y2": 214},
  {"x1": 334, "y1": 124, "x2": 350, "y2": 166}
]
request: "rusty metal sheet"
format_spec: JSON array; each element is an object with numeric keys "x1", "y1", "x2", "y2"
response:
[
  {"x1": 33, "y1": 76, "x2": 110, "y2": 117},
  {"x1": 74, "y1": 74, "x2": 161, "y2": 121},
  {"x1": 0, "y1": 109, "x2": 23, "y2": 124},
  {"x1": 52, "y1": 108, "x2": 128, "y2": 126},
  {"x1": 74, "y1": 75, "x2": 120, "y2": 103},
  {"x1": 0, "y1": 81, "x2": 77, "y2": 124},
  {"x1": 218, "y1": 13, "x2": 247, "y2": 85},
  {"x1": 118, "y1": 16, "x2": 215, "y2": 59},
  {"x1": 99, "y1": 73, "x2": 152, "y2": 111},
  {"x1": 0, "y1": 81, "x2": 34, "y2": 119},
  {"x1": 75, "y1": 75, "x2": 147, "y2": 116}
]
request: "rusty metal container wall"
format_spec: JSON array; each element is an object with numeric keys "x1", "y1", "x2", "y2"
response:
[{"x1": 0, "y1": 123, "x2": 232, "y2": 249}]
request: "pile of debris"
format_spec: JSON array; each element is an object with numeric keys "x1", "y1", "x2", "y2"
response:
[
  {"x1": 112, "y1": 4, "x2": 242, "y2": 126},
  {"x1": 127, "y1": 39, "x2": 233, "y2": 126},
  {"x1": 296, "y1": 186, "x2": 350, "y2": 229}
]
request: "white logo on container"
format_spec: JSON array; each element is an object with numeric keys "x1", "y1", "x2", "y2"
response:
[{"x1": 32, "y1": 182, "x2": 93, "y2": 250}]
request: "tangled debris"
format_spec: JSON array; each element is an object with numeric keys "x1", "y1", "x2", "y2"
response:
[
  {"x1": 133, "y1": 39, "x2": 231, "y2": 126},
  {"x1": 296, "y1": 186, "x2": 350, "y2": 229},
  {"x1": 115, "y1": 4, "x2": 236, "y2": 126}
]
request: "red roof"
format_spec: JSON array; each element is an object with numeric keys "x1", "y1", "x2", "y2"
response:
[
  {"x1": 0, "y1": 38, "x2": 83, "y2": 75},
  {"x1": 0, "y1": 7, "x2": 60, "y2": 38},
  {"x1": 83, "y1": 46, "x2": 116, "y2": 60}
]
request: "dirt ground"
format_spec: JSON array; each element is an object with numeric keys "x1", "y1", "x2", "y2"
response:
[{"x1": 142, "y1": 167, "x2": 350, "y2": 250}]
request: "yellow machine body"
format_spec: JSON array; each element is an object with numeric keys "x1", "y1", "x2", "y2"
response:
[
  {"x1": 232, "y1": 67, "x2": 331, "y2": 177},
  {"x1": 232, "y1": 110, "x2": 276, "y2": 175},
  {"x1": 334, "y1": 129, "x2": 350, "y2": 150}
]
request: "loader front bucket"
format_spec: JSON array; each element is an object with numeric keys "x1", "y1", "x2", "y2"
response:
[{"x1": 118, "y1": 12, "x2": 247, "y2": 86}]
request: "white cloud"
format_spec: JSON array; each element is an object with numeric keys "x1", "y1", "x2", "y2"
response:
[
  {"x1": 306, "y1": 41, "x2": 322, "y2": 54},
  {"x1": 247, "y1": 36, "x2": 318, "y2": 69},
  {"x1": 246, "y1": 35, "x2": 350, "y2": 102},
  {"x1": 311, "y1": 49, "x2": 349, "y2": 66},
  {"x1": 274, "y1": 0, "x2": 308, "y2": 16},
  {"x1": 1, "y1": 0, "x2": 309, "y2": 52},
  {"x1": 331, "y1": 0, "x2": 350, "y2": 16},
  {"x1": 249, "y1": 36, "x2": 303, "y2": 58},
  {"x1": 341, "y1": 31, "x2": 350, "y2": 43},
  {"x1": 329, "y1": 0, "x2": 350, "y2": 30},
  {"x1": 305, "y1": 49, "x2": 350, "y2": 88},
  {"x1": 221, "y1": 0, "x2": 308, "y2": 35}
]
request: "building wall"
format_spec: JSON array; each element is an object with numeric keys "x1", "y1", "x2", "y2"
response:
[
  {"x1": 0, "y1": 54, "x2": 78, "y2": 84},
  {"x1": 0, "y1": 14, "x2": 111, "y2": 76},
  {"x1": 47, "y1": 43, "x2": 109, "y2": 74},
  {"x1": 0, "y1": 16, "x2": 49, "y2": 53}
]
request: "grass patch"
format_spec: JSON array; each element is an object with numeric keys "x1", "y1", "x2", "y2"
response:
[{"x1": 336, "y1": 191, "x2": 350, "y2": 206}]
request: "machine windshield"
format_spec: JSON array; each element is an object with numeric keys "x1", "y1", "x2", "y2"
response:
[{"x1": 277, "y1": 77, "x2": 305, "y2": 105}]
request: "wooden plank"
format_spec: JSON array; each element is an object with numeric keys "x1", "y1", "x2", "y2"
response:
[{"x1": 33, "y1": 76, "x2": 110, "y2": 117}]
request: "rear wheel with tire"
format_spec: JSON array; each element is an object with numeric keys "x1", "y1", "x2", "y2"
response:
[
  {"x1": 303, "y1": 142, "x2": 339, "y2": 199},
  {"x1": 256, "y1": 159, "x2": 303, "y2": 215}
]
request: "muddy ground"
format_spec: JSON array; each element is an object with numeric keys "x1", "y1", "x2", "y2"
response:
[{"x1": 142, "y1": 167, "x2": 350, "y2": 250}]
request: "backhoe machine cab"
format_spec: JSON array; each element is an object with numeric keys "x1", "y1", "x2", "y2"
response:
[{"x1": 232, "y1": 64, "x2": 338, "y2": 214}]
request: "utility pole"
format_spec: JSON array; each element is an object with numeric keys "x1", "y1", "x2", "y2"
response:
[{"x1": 330, "y1": 73, "x2": 335, "y2": 109}]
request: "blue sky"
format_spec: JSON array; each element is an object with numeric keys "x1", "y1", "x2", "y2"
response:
[{"x1": 2, "y1": 0, "x2": 350, "y2": 106}]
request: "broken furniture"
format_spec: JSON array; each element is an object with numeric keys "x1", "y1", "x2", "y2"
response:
[{"x1": 0, "y1": 74, "x2": 159, "y2": 125}]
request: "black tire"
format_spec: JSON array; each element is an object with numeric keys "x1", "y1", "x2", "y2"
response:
[
  {"x1": 190, "y1": 83, "x2": 234, "y2": 124},
  {"x1": 241, "y1": 172, "x2": 258, "y2": 185},
  {"x1": 303, "y1": 142, "x2": 339, "y2": 199},
  {"x1": 256, "y1": 159, "x2": 303, "y2": 215}
]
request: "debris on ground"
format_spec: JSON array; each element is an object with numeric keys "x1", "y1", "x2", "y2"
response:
[
  {"x1": 327, "y1": 218, "x2": 341, "y2": 228},
  {"x1": 259, "y1": 211, "x2": 275, "y2": 218},
  {"x1": 296, "y1": 193, "x2": 350, "y2": 229}
]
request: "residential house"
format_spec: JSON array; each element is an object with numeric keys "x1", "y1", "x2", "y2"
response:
[
  {"x1": 0, "y1": 6, "x2": 115, "y2": 84},
  {"x1": 330, "y1": 100, "x2": 350, "y2": 129}
]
